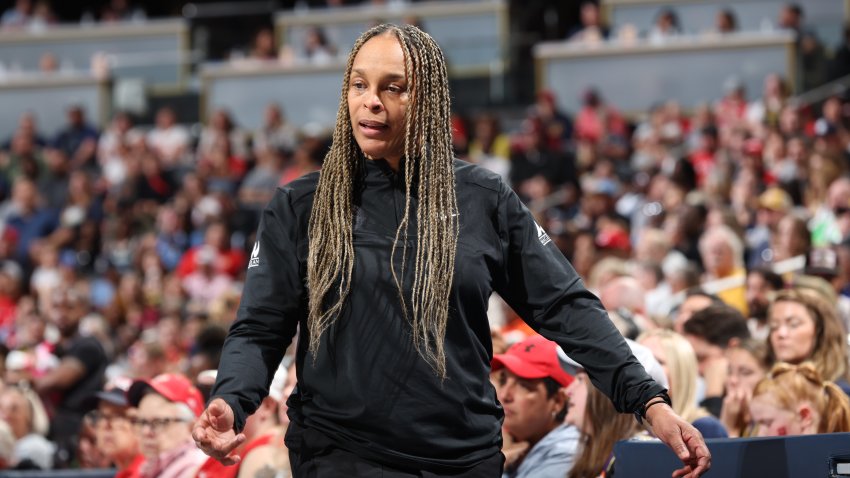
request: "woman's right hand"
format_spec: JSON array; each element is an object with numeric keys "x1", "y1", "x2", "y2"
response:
[
  {"x1": 192, "y1": 398, "x2": 247, "y2": 465},
  {"x1": 720, "y1": 384, "x2": 750, "y2": 437}
]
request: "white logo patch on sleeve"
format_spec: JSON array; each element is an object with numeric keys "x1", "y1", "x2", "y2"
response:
[
  {"x1": 248, "y1": 241, "x2": 260, "y2": 268},
  {"x1": 535, "y1": 222, "x2": 552, "y2": 246}
]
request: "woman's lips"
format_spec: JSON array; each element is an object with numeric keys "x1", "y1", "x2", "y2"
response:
[{"x1": 359, "y1": 120, "x2": 388, "y2": 137}]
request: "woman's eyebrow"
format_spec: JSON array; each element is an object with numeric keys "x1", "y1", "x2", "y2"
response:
[{"x1": 351, "y1": 68, "x2": 405, "y2": 81}]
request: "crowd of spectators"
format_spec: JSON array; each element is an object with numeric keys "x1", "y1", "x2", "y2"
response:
[{"x1": 0, "y1": 0, "x2": 848, "y2": 476}]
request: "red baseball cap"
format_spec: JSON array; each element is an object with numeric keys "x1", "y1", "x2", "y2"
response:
[
  {"x1": 491, "y1": 334, "x2": 573, "y2": 387},
  {"x1": 127, "y1": 373, "x2": 205, "y2": 418}
]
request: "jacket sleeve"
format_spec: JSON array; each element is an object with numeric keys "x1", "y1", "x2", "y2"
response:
[
  {"x1": 210, "y1": 188, "x2": 302, "y2": 432},
  {"x1": 492, "y1": 181, "x2": 664, "y2": 413}
]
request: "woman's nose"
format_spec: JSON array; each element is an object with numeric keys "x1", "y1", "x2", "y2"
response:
[{"x1": 364, "y1": 91, "x2": 383, "y2": 112}]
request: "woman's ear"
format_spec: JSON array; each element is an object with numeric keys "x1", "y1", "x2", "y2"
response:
[{"x1": 797, "y1": 402, "x2": 816, "y2": 432}]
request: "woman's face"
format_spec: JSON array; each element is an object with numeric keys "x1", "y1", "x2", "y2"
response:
[
  {"x1": 347, "y1": 33, "x2": 409, "y2": 166},
  {"x1": 495, "y1": 369, "x2": 561, "y2": 443},
  {"x1": 725, "y1": 347, "x2": 766, "y2": 394},
  {"x1": 769, "y1": 301, "x2": 817, "y2": 364},
  {"x1": 565, "y1": 371, "x2": 589, "y2": 433},
  {"x1": 750, "y1": 393, "x2": 806, "y2": 437}
]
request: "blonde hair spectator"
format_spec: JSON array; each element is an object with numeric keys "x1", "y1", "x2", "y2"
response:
[{"x1": 751, "y1": 362, "x2": 850, "y2": 436}]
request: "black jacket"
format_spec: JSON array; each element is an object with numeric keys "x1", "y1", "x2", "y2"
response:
[{"x1": 211, "y1": 158, "x2": 664, "y2": 471}]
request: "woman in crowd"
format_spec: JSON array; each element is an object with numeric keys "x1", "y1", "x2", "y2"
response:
[
  {"x1": 639, "y1": 329, "x2": 729, "y2": 438},
  {"x1": 750, "y1": 362, "x2": 850, "y2": 436},
  {"x1": 720, "y1": 339, "x2": 770, "y2": 437},
  {"x1": 561, "y1": 339, "x2": 667, "y2": 478},
  {"x1": 767, "y1": 288, "x2": 850, "y2": 393}
]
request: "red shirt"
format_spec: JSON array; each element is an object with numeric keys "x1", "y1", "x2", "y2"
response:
[
  {"x1": 195, "y1": 432, "x2": 276, "y2": 478},
  {"x1": 115, "y1": 454, "x2": 145, "y2": 478}
]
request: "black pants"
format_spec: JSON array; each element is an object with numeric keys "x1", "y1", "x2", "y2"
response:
[{"x1": 287, "y1": 425, "x2": 504, "y2": 477}]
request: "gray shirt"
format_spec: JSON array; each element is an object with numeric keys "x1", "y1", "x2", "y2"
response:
[{"x1": 505, "y1": 424, "x2": 580, "y2": 478}]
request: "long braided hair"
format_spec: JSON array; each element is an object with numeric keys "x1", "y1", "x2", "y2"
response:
[{"x1": 306, "y1": 24, "x2": 458, "y2": 378}]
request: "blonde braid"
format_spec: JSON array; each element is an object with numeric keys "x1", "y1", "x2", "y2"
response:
[{"x1": 307, "y1": 24, "x2": 458, "y2": 378}]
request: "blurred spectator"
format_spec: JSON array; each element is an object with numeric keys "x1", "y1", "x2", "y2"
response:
[
  {"x1": 280, "y1": 139, "x2": 323, "y2": 185},
  {"x1": 747, "y1": 187, "x2": 793, "y2": 267},
  {"x1": 98, "y1": 111, "x2": 143, "y2": 190},
  {"x1": 467, "y1": 112, "x2": 511, "y2": 180},
  {"x1": 567, "y1": 1, "x2": 609, "y2": 44},
  {"x1": 87, "y1": 379, "x2": 144, "y2": 477},
  {"x1": 99, "y1": 0, "x2": 146, "y2": 22},
  {"x1": 0, "y1": 385, "x2": 54, "y2": 469},
  {"x1": 529, "y1": 90, "x2": 574, "y2": 153},
  {"x1": 2, "y1": 178, "x2": 59, "y2": 269},
  {"x1": 33, "y1": 286, "x2": 107, "y2": 467},
  {"x1": 510, "y1": 116, "x2": 576, "y2": 203},
  {"x1": 714, "y1": 77, "x2": 748, "y2": 140},
  {"x1": 714, "y1": 8, "x2": 737, "y2": 34},
  {"x1": 237, "y1": 148, "x2": 284, "y2": 232},
  {"x1": 181, "y1": 245, "x2": 234, "y2": 306},
  {"x1": 38, "y1": 52, "x2": 58, "y2": 73},
  {"x1": 248, "y1": 27, "x2": 278, "y2": 61},
  {"x1": 0, "y1": 261, "x2": 23, "y2": 337},
  {"x1": 647, "y1": 8, "x2": 682, "y2": 45},
  {"x1": 561, "y1": 339, "x2": 667, "y2": 478},
  {"x1": 698, "y1": 225, "x2": 748, "y2": 315},
  {"x1": 720, "y1": 339, "x2": 769, "y2": 437},
  {"x1": 175, "y1": 221, "x2": 244, "y2": 280},
  {"x1": 744, "y1": 268, "x2": 784, "y2": 339},
  {"x1": 127, "y1": 373, "x2": 207, "y2": 478},
  {"x1": 638, "y1": 329, "x2": 728, "y2": 438},
  {"x1": 303, "y1": 26, "x2": 337, "y2": 64},
  {"x1": 772, "y1": 213, "x2": 810, "y2": 262},
  {"x1": 52, "y1": 105, "x2": 98, "y2": 172},
  {"x1": 767, "y1": 288, "x2": 850, "y2": 393},
  {"x1": 681, "y1": 304, "x2": 750, "y2": 416},
  {"x1": 750, "y1": 362, "x2": 850, "y2": 436},
  {"x1": 746, "y1": 74, "x2": 789, "y2": 133},
  {"x1": 1, "y1": 128, "x2": 46, "y2": 184},
  {"x1": 811, "y1": 176, "x2": 850, "y2": 246},
  {"x1": 197, "y1": 109, "x2": 248, "y2": 165},
  {"x1": 252, "y1": 103, "x2": 297, "y2": 157},
  {"x1": 573, "y1": 88, "x2": 627, "y2": 165},
  {"x1": 146, "y1": 106, "x2": 190, "y2": 173},
  {"x1": 0, "y1": 0, "x2": 32, "y2": 28},
  {"x1": 778, "y1": 3, "x2": 828, "y2": 91},
  {"x1": 491, "y1": 334, "x2": 577, "y2": 478},
  {"x1": 829, "y1": 24, "x2": 850, "y2": 81}
]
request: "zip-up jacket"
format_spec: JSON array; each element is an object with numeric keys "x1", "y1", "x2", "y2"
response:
[{"x1": 211, "y1": 158, "x2": 665, "y2": 471}]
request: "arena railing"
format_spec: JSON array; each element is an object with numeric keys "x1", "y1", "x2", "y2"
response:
[
  {"x1": 615, "y1": 431, "x2": 850, "y2": 477},
  {"x1": 601, "y1": 0, "x2": 847, "y2": 48},
  {"x1": 533, "y1": 30, "x2": 795, "y2": 115},
  {"x1": 0, "y1": 18, "x2": 190, "y2": 89},
  {"x1": 273, "y1": 0, "x2": 508, "y2": 79},
  {"x1": 0, "y1": 72, "x2": 110, "y2": 138}
]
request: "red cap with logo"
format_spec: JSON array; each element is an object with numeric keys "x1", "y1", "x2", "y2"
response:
[
  {"x1": 491, "y1": 334, "x2": 573, "y2": 387},
  {"x1": 127, "y1": 373, "x2": 205, "y2": 418}
]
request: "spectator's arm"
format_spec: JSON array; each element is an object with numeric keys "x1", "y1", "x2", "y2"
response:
[{"x1": 33, "y1": 357, "x2": 85, "y2": 392}]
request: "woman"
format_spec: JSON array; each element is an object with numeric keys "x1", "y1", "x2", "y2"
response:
[
  {"x1": 193, "y1": 24, "x2": 709, "y2": 477},
  {"x1": 720, "y1": 339, "x2": 770, "y2": 437},
  {"x1": 750, "y1": 362, "x2": 850, "y2": 436},
  {"x1": 639, "y1": 330, "x2": 729, "y2": 438},
  {"x1": 561, "y1": 340, "x2": 666, "y2": 478},
  {"x1": 767, "y1": 288, "x2": 850, "y2": 392}
]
